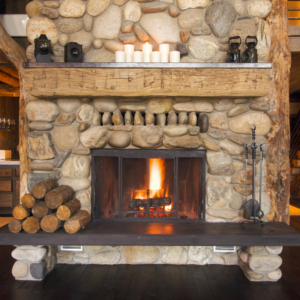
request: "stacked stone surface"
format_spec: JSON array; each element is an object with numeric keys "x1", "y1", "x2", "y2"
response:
[{"x1": 25, "y1": 0, "x2": 272, "y2": 63}]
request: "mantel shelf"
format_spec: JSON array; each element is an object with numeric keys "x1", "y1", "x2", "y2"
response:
[{"x1": 23, "y1": 63, "x2": 272, "y2": 98}]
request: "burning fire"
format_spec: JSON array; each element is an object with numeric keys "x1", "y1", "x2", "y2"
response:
[{"x1": 165, "y1": 205, "x2": 172, "y2": 211}]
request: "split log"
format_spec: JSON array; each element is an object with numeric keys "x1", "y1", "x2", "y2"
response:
[
  {"x1": 41, "y1": 213, "x2": 63, "y2": 233},
  {"x1": 32, "y1": 178, "x2": 58, "y2": 199},
  {"x1": 8, "y1": 219, "x2": 24, "y2": 233},
  {"x1": 56, "y1": 198, "x2": 81, "y2": 221},
  {"x1": 0, "y1": 83, "x2": 19, "y2": 97},
  {"x1": 64, "y1": 210, "x2": 91, "y2": 234},
  {"x1": 22, "y1": 216, "x2": 40, "y2": 234},
  {"x1": 13, "y1": 205, "x2": 30, "y2": 220},
  {"x1": 21, "y1": 193, "x2": 39, "y2": 209},
  {"x1": 45, "y1": 186, "x2": 74, "y2": 210},
  {"x1": 0, "y1": 66, "x2": 19, "y2": 79},
  {"x1": 32, "y1": 201, "x2": 54, "y2": 219},
  {"x1": 129, "y1": 197, "x2": 171, "y2": 209},
  {"x1": 0, "y1": 69, "x2": 19, "y2": 87}
]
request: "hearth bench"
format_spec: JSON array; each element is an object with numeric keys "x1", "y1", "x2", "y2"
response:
[{"x1": 0, "y1": 221, "x2": 299, "y2": 246}]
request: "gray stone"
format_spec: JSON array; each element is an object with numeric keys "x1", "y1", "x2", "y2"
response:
[
  {"x1": 27, "y1": 132, "x2": 57, "y2": 160},
  {"x1": 56, "y1": 18, "x2": 83, "y2": 34},
  {"x1": 189, "y1": 246, "x2": 213, "y2": 265},
  {"x1": 55, "y1": 113, "x2": 75, "y2": 126},
  {"x1": 173, "y1": 101, "x2": 213, "y2": 113},
  {"x1": 188, "y1": 36, "x2": 219, "y2": 61},
  {"x1": 119, "y1": 103, "x2": 147, "y2": 112},
  {"x1": 176, "y1": 43, "x2": 188, "y2": 58},
  {"x1": 12, "y1": 261, "x2": 29, "y2": 279},
  {"x1": 29, "y1": 161, "x2": 54, "y2": 171},
  {"x1": 209, "y1": 113, "x2": 228, "y2": 131},
  {"x1": 267, "y1": 269, "x2": 282, "y2": 281},
  {"x1": 238, "y1": 260, "x2": 264, "y2": 281},
  {"x1": 132, "y1": 125, "x2": 163, "y2": 148},
  {"x1": 124, "y1": 1, "x2": 142, "y2": 22},
  {"x1": 208, "y1": 165, "x2": 235, "y2": 176},
  {"x1": 76, "y1": 190, "x2": 91, "y2": 208},
  {"x1": 163, "y1": 126, "x2": 188, "y2": 137},
  {"x1": 69, "y1": 32, "x2": 93, "y2": 54},
  {"x1": 109, "y1": 125, "x2": 133, "y2": 132},
  {"x1": 74, "y1": 252, "x2": 89, "y2": 264},
  {"x1": 57, "y1": 99, "x2": 81, "y2": 113},
  {"x1": 134, "y1": 26, "x2": 149, "y2": 42},
  {"x1": 108, "y1": 132, "x2": 131, "y2": 148},
  {"x1": 27, "y1": 172, "x2": 52, "y2": 192},
  {"x1": 265, "y1": 246, "x2": 283, "y2": 255},
  {"x1": 122, "y1": 246, "x2": 159, "y2": 264},
  {"x1": 93, "y1": 98, "x2": 118, "y2": 112},
  {"x1": 119, "y1": 34, "x2": 137, "y2": 44},
  {"x1": 219, "y1": 140, "x2": 244, "y2": 155},
  {"x1": 84, "y1": 48, "x2": 115, "y2": 62},
  {"x1": 26, "y1": 17, "x2": 58, "y2": 44},
  {"x1": 249, "y1": 255, "x2": 282, "y2": 273},
  {"x1": 200, "y1": 134, "x2": 220, "y2": 151},
  {"x1": 56, "y1": 251, "x2": 74, "y2": 264},
  {"x1": 206, "y1": 151, "x2": 232, "y2": 166},
  {"x1": 177, "y1": 9, "x2": 204, "y2": 29},
  {"x1": 244, "y1": 246, "x2": 264, "y2": 255},
  {"x1": 80, "y1": 126, "x2": 108, "y2": 148},
  {"x1": 141, "y1": 2, "x2": 168, "y2": 13},
  {"x1": 168, "y1": 4, "x2": 180, "y2": 17},
  {"x1": 76, "y1": 104, "x2": 94, "y2": 123},
  {"x1": 26, "y1": 1, "x2": 43, "y2": 17},
  {"x1": 167, "y1": 111, "x2": 177, "y2": 126},
  {"x1": 205, "y1": 1, "x2": 236, "y2": 38},
  {"x1": 12, "y1": 247, "x2": 48, "y2": 262},
  {"x1": 102, "y1": 112, "x2": 112, "y2": 125},
  {"x1": 250, "y1": 102, "x2": 270, "y2": 112},
  {"x1": 122, "y1": 21, "x2": 134, "y2": 33},
  {"x1": 207, "y1": 130, "x2": 227, "y2": 140},
  {"x1": 163, "y1": 136, "x2": 201, "y2": 149},
  {"x1": 112, "y1": 111, "x2": 124, "y2": 125},
  {"x1": 53, "y1": 150, "x2": 72, "y2": 168},
  {"x1": 229, "y1": 113, "x2": 271, "y2": 135},
  {"x1": 145, "y1": 113, "x2": 155, "y2": 125},
  {"x1": 233, "y1": 185, "x2": 252, "y2": 196},
  {"x1": 72, "y1": 148, "x2": 90, "y2": 155},
  {"x1": 93, "y1": 39, "x2": 104, "y2": 49},
  {"x1": 229, "y1": 193, "x2": 244, "y2": 210},
  {"x1": 227, "y1": 105, "x2": 250, "y2": 118},
  {"x1": 44, "y1": 1, "x2": 60, "y2": 8},
  {"x1": 161, "y1": 246, "x2": 188, "y2": 265},
  {"x1": 91, "y1": 250, "x2": 121, "y2": 264},
  {"x1": 156, "y1": 114, "x2": 166, "y2": 127},
  {"x1": 83, "y1": 14, "x2": 93, "y2": 32},
  {"x1": 27, "y1": 100, "x2": 59, "y2": 122},
  {"x1": 199, "y1": 114, "x2": 209, "y2": 133},
  {"x1": 30, "y1": 262, "x2": 47, "y2": 280},
  {"x1": 213, "y1": 99, "x2": 233, "y2": 111},
  {"x1": 41, "y1": 7, "x2": 59, "y2": 19},
  {"x1": 58, "y1": 178, "x2": 91, "y2": 191},
  {"x1": 140, "y1": 12, "x2": 180, "y2": 44},
  {"x1": 53, "y1": 126, "x2": 79, "y2": 151},
  {"x1": 104, "y1": 41, "x2": 124, "y2": 53},
  {"x1": 228, "y1": 134, "x2": 246, "y2": 146},
  {"x1": 87, "y1": 0, "x2": 110, "y2": 17},
  {"x1": 61, "y1": 156, "x2": 90, "y2": 178},
  {"x1": 206, "y1": 208, "x2": 239, "y2": 220},
  {"x1": 148, "y1": 98, "x2": 173, "y2": 114},
  {"x1": 58, "y1": 0, "x2": 86, "y2": 17},
  {"x1": 206, "y1": 177, "x2": 232, "y2": 208},
  {"x1": 189, "y1": 126, "x2": 200, "y2": 136},
  {"x1": 93, "y1": 6, "x2": 122, "y2": 40},
  {"x1": 247, "y1": 1, "x2": 272, "y2": 18}
]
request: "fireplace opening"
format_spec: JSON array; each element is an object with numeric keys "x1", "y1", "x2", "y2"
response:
[{"x1": 91, "y1": 149, "x2": 206, "y2": 222}]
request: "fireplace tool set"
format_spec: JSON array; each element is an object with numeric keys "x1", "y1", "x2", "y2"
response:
[{"x1": 242, "y1": 125, "x2": 271, "y2": 230}]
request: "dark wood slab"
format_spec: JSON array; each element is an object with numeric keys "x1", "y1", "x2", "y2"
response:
[{"x1": 0, "y1": 222, "x2": 299, "y2": 246}]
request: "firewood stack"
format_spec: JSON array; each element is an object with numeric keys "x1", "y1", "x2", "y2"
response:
[{"x1": 9, "y1": 178, "x2": 91, "y2": 234}]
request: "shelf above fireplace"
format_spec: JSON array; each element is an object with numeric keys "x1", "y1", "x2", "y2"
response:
[{"x1": 22, "y1": 63, "x2": 272, "y2": 98}]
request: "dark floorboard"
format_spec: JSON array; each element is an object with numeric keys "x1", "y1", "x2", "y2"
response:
[{"x1": 0, "y1": 217, "x2": 300, "y2": 300}]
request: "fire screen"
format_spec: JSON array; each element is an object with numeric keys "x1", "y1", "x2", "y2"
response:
[{"x1": 91, "y1": 149, "x2": 206, "y2": 222}]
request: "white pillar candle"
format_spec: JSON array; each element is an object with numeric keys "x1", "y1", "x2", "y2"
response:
[
  {"x1": 142, "y1": 43, "x2": 152, "y2": 53},
  {"x1": 170, "y1": 51, "x2": 180, "y2": 63},
  {"x1": 151, "y1": 51, "x2": 161, "y2": 63},
  {"x1": 133, "y1": 51, "x2": 143, "y2": 62},
  {"x1": 124, "y1": 44, "x2": 134, "y2": 62},
  {"x1": 115, "y1": 51, "x2": 125, "y2": 62},
  {"x1": 142, "y1": 43, "x2": 152, "y2": 62},
  {"x1": 159, "y1": 44, "x2": 170, "y2": 63}
]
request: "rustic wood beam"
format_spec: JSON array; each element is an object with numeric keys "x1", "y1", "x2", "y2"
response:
[
  {"x1": 0, "y1": 83, "x2": 20, "y2": 97},
  {"x1": 0, "y1": 51, "x2": 11, "y2": 64},
  {"x1": 0, "y1": 23, "x2": 29, "y2": 199},
  {"x1": 266, "y1": 0, "x2": 291, "y2": 224},
  {"x1": 0, "y1": 69, "x2": 19, "y2": 87},
  {"x1": 289, "y1": 53, "x2": 300, "y2": 94},
  {"x1": 0, "y1": 66, "x2": 19, "y2": 79}
]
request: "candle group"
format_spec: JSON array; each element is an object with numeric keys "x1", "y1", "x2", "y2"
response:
[{"x1": 115, "y1": 43, "x2": 180, "y2": 63}]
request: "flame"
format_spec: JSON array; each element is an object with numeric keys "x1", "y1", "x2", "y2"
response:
[
  {"x1": 149, "y1": 159, "x2": 165, "y2": 198},
  {"x1": 165, "y1": 205, "x2": 172, "y2": 212}
]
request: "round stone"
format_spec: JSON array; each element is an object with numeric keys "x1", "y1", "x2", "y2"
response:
[
  {"x1": 173, "y1": 101, "x2": 213, "y2": 113},
  {"x1": 233, "y1": 161, "x2": 244, "y2": 170},
  {"x1": 93, "y1": 39, "x2": 104, "y2": 49},
  {"x1": 119, "y1": 103, "x2": 147, "y2": 112},
  {"x1": 91, "y1": 250, "x2": 121, "y2": 264},
  {"x1": 122, "y1": 21, "x2": 134, "y2": 33},
  {"x1": 227, "y1": 134, "x2": 245, "y2": 146},
  {"x1": 177, "y1": 9, "x2": 204, "y2": 29},
  {"x1": 80, "y1": 126, "x2": 108, "y2": 148},
  {"x1": 53, "y1": 125, "x2": 80, "y2": 151},
  {"x1": 212, "y1": 99, "x2": 233, "y2": 111},
  {"x1": 26, "y1": 17, "x2": 58, "y2": 44},
  {"x1": 58, "y1": 178, "x2": 91, "y2": 192},
  {"x1": 119, "y1": 33, "x2": 137, "y2": 44},
  {"x1": 113, "y1": 0, "x2": 128, "y2": 4},
  {"x1": 168, "y1": 5, "x2": 180, "y2": 17},
  {"x1": 12, "y1": 247, "x2": 47, "y2": 262},
  {"x1": 267, "y1": 269, "x2": 282, "y2": 281},
  {"x1": 122, "y1": 246, "x2": 159, "y2": 264},
  {"x1": 250, "y1": 102, "x2": 270, "y2": 112},
  {"x1": 58, "y1": 0, "x2": 86, "y2": 17},
  {"x1": 163, "y1": 136, "x2": 201, "y2": 149},
  {"x1": 93, "y1": 6, "x2": 122, "y2": 40},
  {"x1": 124, "y1": 1, "x2": 142, "y2": 22},
  {"x1": 104, "y1": 41, "x2": 124, "y2": 53},
  {"x1": 229, "y1": 193, "x2": 244, "y2": 210},
  {"x1": 56, "y1": 18, "x2": 83, "y2": 34},
  {"x1": 177, "y1": 0, "x2": 209, "y2": 10},
  {"x1": 108, "y1": 132, "x2": 131, "y2": 148},
  {"x1": 41, "y1": 7, "x2": 59, "y2": 19},
  {"x1": 76, "y1": 189, "x2": 91, "y2": 208},
  {"x1": 247, "y1": 1, "x2": 272, "y2": 18},
  {"x1": 93, "y1": 98, "x2": 118, "y2": 112},
  {"x1": 206, "y1": 208, "x2": 239, "y2": 220},
  {"x1": 199, "y1": 114, "x2": 209, "y2": 133},
  {"x1": 205, "y1": 1, "x2": 236, "y2": 38},
  {"x1": 132, "y1": 125, "x2": 164, "y2": 148},
  {"x1": 207, "y1": 130, "x2": 227, "y2": 140},
  {"x1": 188, "y1": 36, "x2": 219, "y2": 61},
  {"x1": 163, "y1": 126, "x2": 188, "y2": 137},
  {"x1": 61, "y1": 155, "x2": 90, "y2": 178},
  {"x1": 148, "y1": 98, "x2": 173, "y2": 114},
  {"x1": 206, "y1": 151, "x2": 232, "y2": 166},
  {"x1": 44, "y1": 1, "x2": 60, "y2": 8},
  {"x1": 209, "y1": 113, "x2": 228, "y2": 131},
  {"x1": 58, "y1": 99, "x2": 81, "y2": 113},
  {"x1": 26, "y1": 100, "x2": 59, "y2": 122},
  {"x1": 219, "y1": 140, "x2": 244, "y2": 155},
  {"x1": 83, "y1": 14, "x2": 93, "y2": 32},
  {"x1": 29, "y1": 122, "x2": 54, "y2": 131},
  {"x1": 69, "y1": 32, "x2": 93, "y2": 54},
  {"x1": 265, "y1": 246, "x2": 283, "y2": 255},
  {"x1": 249, "y1": 255, "x2": 282, "y2": 273},
  {"x1": 229, "y1": 113, "x2": 271, "y2": 135},
  {"x1": 206, "y1": 177, "x2": 232, "y2": 208},
  {"x1": 12, "y1": 261, "x2": 29, "y2": 278},
  {"x1": 26, "y1": 1, "x2": 44, "y2": 18},
  {"x1": 76, "y1": 104, "x2": 94, "y2": 123},
  {"x1": 244, "y1": 246, "x2": 264, "y2": 255},
  {"x1": 227, "y1": 105, "x2": 249, "y2": 118},
  {"x1": 161, "y1": 246, "x2": 188, "y2": 265},
  {"x1": 92, "y1": 111, "x2": 101, "y2": 125},
  {"x1": 59, "y1": 34, "x2": 69, "y2": 47},
  {"x1": 55, "y1": 113, "x2": 75, "y2": 126},
  {"x1": 189, "y1": 246, "x2": 213, "y2": 265},
  {"x1": 200, "y1": 134, "x2": 220, "y2": 151},
  {"x1": 208, "y1": 165, "x2": 235, "y2": 176},
  {"x1": 87, "y1": 0, "x2": 110, "y2": 17}
]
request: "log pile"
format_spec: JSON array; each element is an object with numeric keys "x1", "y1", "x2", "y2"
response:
[{"x1": 9, "y1": 179, "x2": 91, "y2": 234}]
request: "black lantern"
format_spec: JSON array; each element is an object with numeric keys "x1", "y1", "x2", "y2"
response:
[{"x1": 34, "y1": 34, "x2": 51, "y2": 63}]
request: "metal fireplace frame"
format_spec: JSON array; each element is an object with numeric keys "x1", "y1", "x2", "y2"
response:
[{"x1": 91, "y1": 149, "x2": 206, "y2": 223}]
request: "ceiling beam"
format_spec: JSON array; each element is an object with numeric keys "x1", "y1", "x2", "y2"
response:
[{"x1": 0, "y1": 83, "x2": 19, "y2": 97}]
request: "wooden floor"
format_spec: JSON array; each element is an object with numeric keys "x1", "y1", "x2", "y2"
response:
[{"x1": 0, "y1": 218, "x2": 299, "y2": 300}]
